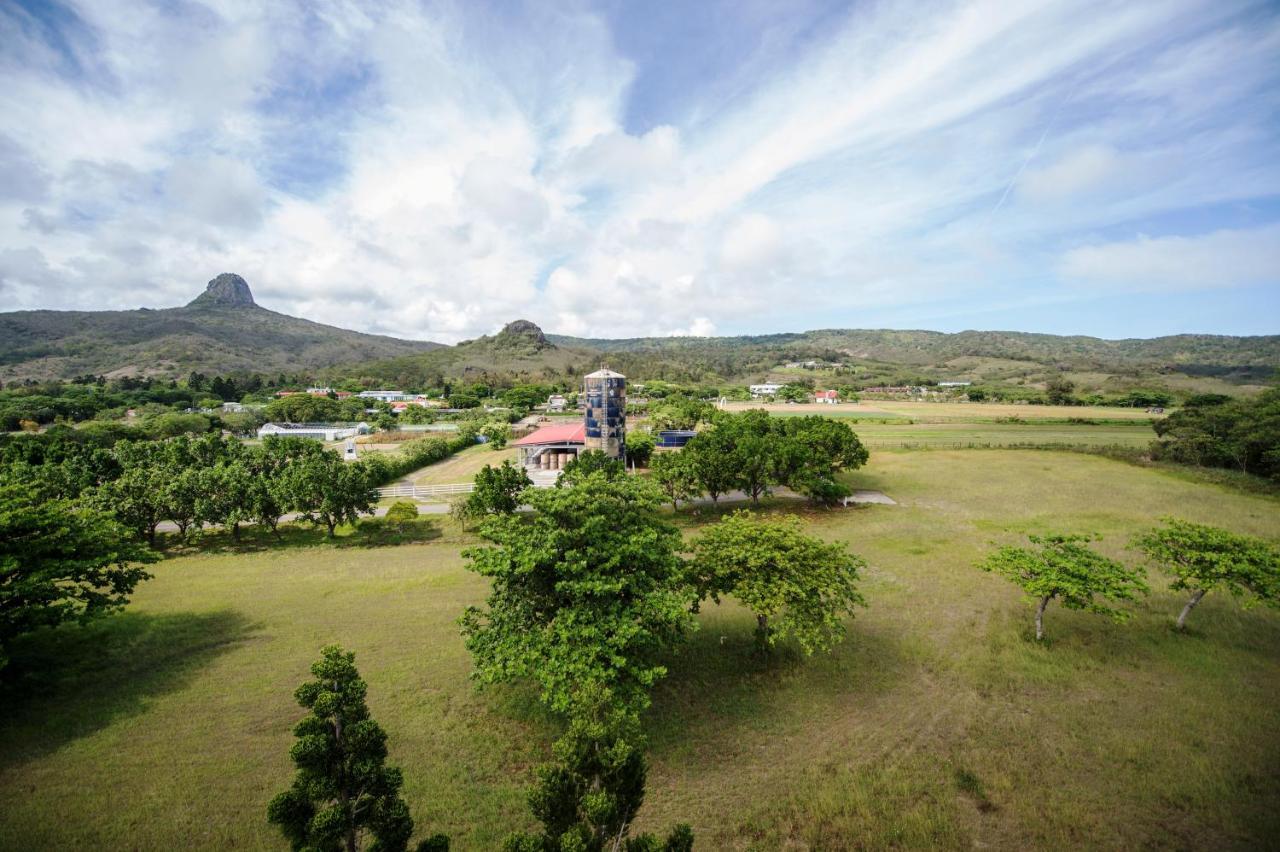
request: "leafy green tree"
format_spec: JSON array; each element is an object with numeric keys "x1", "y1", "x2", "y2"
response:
[
  {"x1": 1152, "y1": 388, "x2": 1280, "y2": 478},
  {"x1": 1132, "y1": 518, "x2": 1280, "y2": 630},
  {"x1": 266, "y1": 394, "x2": 344, "y2": 424},
  {"x1": 1045, "y1": 376, "x2": 1076, "y2": 405},
  {"x1": 267, "y1": 645, "x2": 448, "y2": 852},
  {"x1": 772, "y1": 416, "x2": 869, "y2": 505},
  {"x1": 282, "y1": 452, "x2": 377, "y2": 537},
  {"x1": 649, "y1": 451, "x2": 699, "y2": 511},
  {"x1": 196, "y1": 460, "x2": 253, "y2": 540},
  {"x1": 480, "y1": 421, "x2": 512, "y2": 449},
  {"x1": 503, "y1": 693, "x2": 693, "y2": 852},
  {"x1": 625, "y1": 431, "x2": 656, "y2": 468},
  {"x1": 0, "y1": 482, "x2": 156, "y2": 669},
  {"x1": 646, "y1": 396, "x2": 712, "y2": 432},
  {"x1": 978, "y1": 533, "x2": 1149, "y2": 641},
  {"x1": 383, "y1": 501, "x2": 419, "y2": 533},
  {"x1": 464, "y1": 461, "x2": 532, "y2": 517},
  {"x1": 461, "y1": 473, "x2": 695, "y2": 720},
  {"x1": 688, "y1": 510, "x2": 866, "y2": 654},
  {"x1": 683, "y1": 428, "x2": 738, "y2": 503},
  {"x1": 96, "y1": 440, "x2": 168, "y2": 545},
  {"x1": 559, "y1": 449, "x2": 625, "y2": 486}
]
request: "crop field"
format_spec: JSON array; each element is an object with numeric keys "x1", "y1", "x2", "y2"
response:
[{"x1": 3, "y1": 450, "x2": 1277, "y2": 850}]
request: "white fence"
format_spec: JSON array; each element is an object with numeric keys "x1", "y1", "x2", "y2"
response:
[{"x1": 377, "y1": 482, "x2": 476, "y2": 500}]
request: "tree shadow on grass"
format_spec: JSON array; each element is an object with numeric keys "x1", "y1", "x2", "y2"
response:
[
  {"x1": 644, "y1": 612, "x2": 913, "y2": 761},
  {"x1": 0, "y1": 609, "x2": 257, "y2": 770},
  {"x1": 158, "y1": 517, "x2": 443, "y2": 555}
]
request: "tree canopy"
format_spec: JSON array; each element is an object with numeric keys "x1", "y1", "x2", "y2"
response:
[
  {"x1": 0, "y1": 481, "x2": 156, "y2": 669},
  {"x1": 461, "y1": 472, "x2": 694, "y2": 719},
  {"x1": 978, "y1": 533, "x2": 1149, "y2": 641},
  {"x1": 687, "y1": 510, "x2": 867, "y2": 654},
  {"x1": 1132, "y1": 518, "x2": 1280, "y2": 630}
]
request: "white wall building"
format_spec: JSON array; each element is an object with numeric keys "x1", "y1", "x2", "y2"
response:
[
  {"x1": 257, "y1": 422, "x2": 370, "y2": 441},
  {"x1": 357, "y1": 390, "x2": 410, "y2": 402},
  {"x1": 749, "y1": 383, "x2": 784, "y2": 398}
]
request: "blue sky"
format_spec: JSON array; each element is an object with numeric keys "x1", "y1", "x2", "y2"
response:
[{"x1": 0, "y1": 0, "x2": 1277, "y2": 342}]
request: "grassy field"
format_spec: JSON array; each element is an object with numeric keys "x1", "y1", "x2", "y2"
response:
[
  {"x1": 724, "y1": 400, "x2": 1164, "y2": 422},
  {"x1": 411, "y1": 443, "x2": 516, "y2": 485},
  {"x1": 2, "y1": 451, "x2": 1279, "y2": 850},
  {"x1": 720, "y1": 400, "x2": 1159, "y2": 449}
]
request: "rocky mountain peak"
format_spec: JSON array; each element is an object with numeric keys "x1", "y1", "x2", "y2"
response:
[
  {"x1": 188, "y1": 273, "x2": 256, "y2": 308},
  {"x1": 498, "y1": 319, "x2": 548, "y2": 346}
]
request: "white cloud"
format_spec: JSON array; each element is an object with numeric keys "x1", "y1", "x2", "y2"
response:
[
  {"x1": 0, "y1": 0, "x2": 1276, "y2": 340},
  {"x1": 1059, "y1": 225, "x2": 1280, "y2": 292}
]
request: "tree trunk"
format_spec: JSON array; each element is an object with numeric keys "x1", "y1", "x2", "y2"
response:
[
  {"x1": 1177, "y1": 589, "x2": 1207, "y2": 630},
  {"x1": 326, "y1": 517, "x2": 337, "y2": 538},
  {"x1": 147, "y1": 524, "x2": 157, "y2": 547},
  {"x1": 754, "y1": 613, "x2": 770, "y2": 652},
  {"x1": 231, "y1": 521, "x2": 240, "y2": 541},
  {"x1": 1035, "y1": 596, "x2": 1052, "y2": 641}
]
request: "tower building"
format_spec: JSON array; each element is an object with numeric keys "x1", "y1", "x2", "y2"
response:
[{"x1": 583, "y1": 368, "x2": 626, "y2": 460}]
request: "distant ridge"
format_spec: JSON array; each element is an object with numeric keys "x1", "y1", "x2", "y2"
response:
[{"x1": 0, "y1": 274, "x2": 442, "y2": 380}]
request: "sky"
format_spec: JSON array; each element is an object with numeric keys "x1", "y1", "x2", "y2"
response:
[{"x1": 0, "y1": 0, "x2": 1277, "y2": 344}]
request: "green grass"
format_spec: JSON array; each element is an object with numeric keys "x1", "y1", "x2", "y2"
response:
[
  {"x1": 411, "y1": 443, "x2": 516, "y2": 486},
  {"x1": 2, "y1": 451, "x2": 1279, "y2": 849}
]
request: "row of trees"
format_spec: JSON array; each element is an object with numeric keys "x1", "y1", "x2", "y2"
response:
[
  {"x1": 979, "y1": 519, "x2": 1280, "y2": 640},
  {"x1": 649, "y1": 411, "x2": 869, "y2": 508},
  {"x1": 1151, "y1": 388, "x2": 1280, "y2": 479}
]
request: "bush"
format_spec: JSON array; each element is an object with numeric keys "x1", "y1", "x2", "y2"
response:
[{"x1": 384, "y1": 500, "x2": 418, "y2": 531}]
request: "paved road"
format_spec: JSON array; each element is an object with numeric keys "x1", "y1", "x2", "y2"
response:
[{"x1": 155, "y1": 487, "x2": 895, "y2": 534}]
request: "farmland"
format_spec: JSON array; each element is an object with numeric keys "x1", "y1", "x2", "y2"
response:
[{"x1": 3, "y1": 450, "x2": 1277, "y2": 850}]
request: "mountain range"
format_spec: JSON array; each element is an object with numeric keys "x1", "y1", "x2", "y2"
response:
[{"x1": 1, "y1": 274, "x2": 1276, "y2": 395}]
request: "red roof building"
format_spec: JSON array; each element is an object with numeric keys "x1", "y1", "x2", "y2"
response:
[
  {"x1": 513, "y1": 422, "x2": 586, "y2": 472},
  {"x1": 815, "y1": 389, "x2": 839, "y2": 404}
]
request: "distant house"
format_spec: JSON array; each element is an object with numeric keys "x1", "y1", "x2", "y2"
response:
[
  {"x1": 546, "y1": 394, "x2": 568, "y2": 412},
  {"x1": 358, "y1": 390, "x2": 411, "y2": 402},
  {"x1": 938, "y1": 381, "x2": 972, "y2": 388},
  {"x1": 749, "y1": 382, "x2": 784, "y2": 398},
  {"x1": 222, "y1": 402, "x2": 246, "y2": 413},
  {"x1": 257, "y1": 422, "x2": 370, "y2": 441},
  {"x1": 814, "y1": 389, "x2": 839, "y2": 404}
]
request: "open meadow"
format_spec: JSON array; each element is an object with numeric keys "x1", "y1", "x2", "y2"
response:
[{"x1": 1, "y1": 450, "x2": 1278, "y2": 850}]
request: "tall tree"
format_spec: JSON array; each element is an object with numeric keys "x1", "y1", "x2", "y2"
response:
[
  {"x1": 267, "y1": 645, "x2": 448, "y2": 852},
  {"x1": 1132, "y1": 518, "x2": 1280, "y2": 630},
  {"x1": 688, "y1": 510, "x2": 866, "y2": 654},
  {"x1": 649, "y1": 451, "x2": 699, "y2": 512},
  {"x1": 464, "y1": 460, "x2": 532, "y2": 517},
  {"x1": 978, "y1": 533, "x2": 1149, "y2": 641},
  {"x1": 461, "y1": 473, "x2": 694, "y2": 720},
  {"x1": 559, "y1": 449, "x2": 625, "y2": 486},
  {"x1": 503, "y1": 693, "x2": 693, "y2": 852},
  {"x1": 282, "y1": 453, "x2": 377, "y2": 538},
  {"x1": 0, "y1": 482, "x2": 156, "y2": 670}
]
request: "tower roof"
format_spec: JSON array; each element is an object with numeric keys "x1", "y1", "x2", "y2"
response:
[{"x1": 585, "y1": 368, "x2": 625, "y2": 379}]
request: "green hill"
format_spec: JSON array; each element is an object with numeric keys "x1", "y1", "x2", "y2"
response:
[{"x1": 0, "y1": 274, "x2": 442, "y2": 381}]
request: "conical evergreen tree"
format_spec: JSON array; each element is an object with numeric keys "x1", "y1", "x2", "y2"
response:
[{"x1": 268, "y1": 645, "x2": 448, "y2": 852}]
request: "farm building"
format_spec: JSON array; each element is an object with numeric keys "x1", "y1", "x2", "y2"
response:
[
  {"x1": 257, "y1": 422, "x2": 370, "y2": 441},
  {"x1": 358, "y1": 390, "x2": 411, "y2": 402},
  {"x1": 547, "y1": 394, "x2": 568, "y2": 412},
  {"x1": 513, "y1": 422, "x2": 586, "y2": 470},
  {"x1": 514, "y1": 369, "x2": 628, "y2": 470},
  {"x1": 749, "y1": 382, "x2": 784, "y2": 398},
  {"x1": 814, "y1": 389, "x2": 839, "y2": 404}
]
